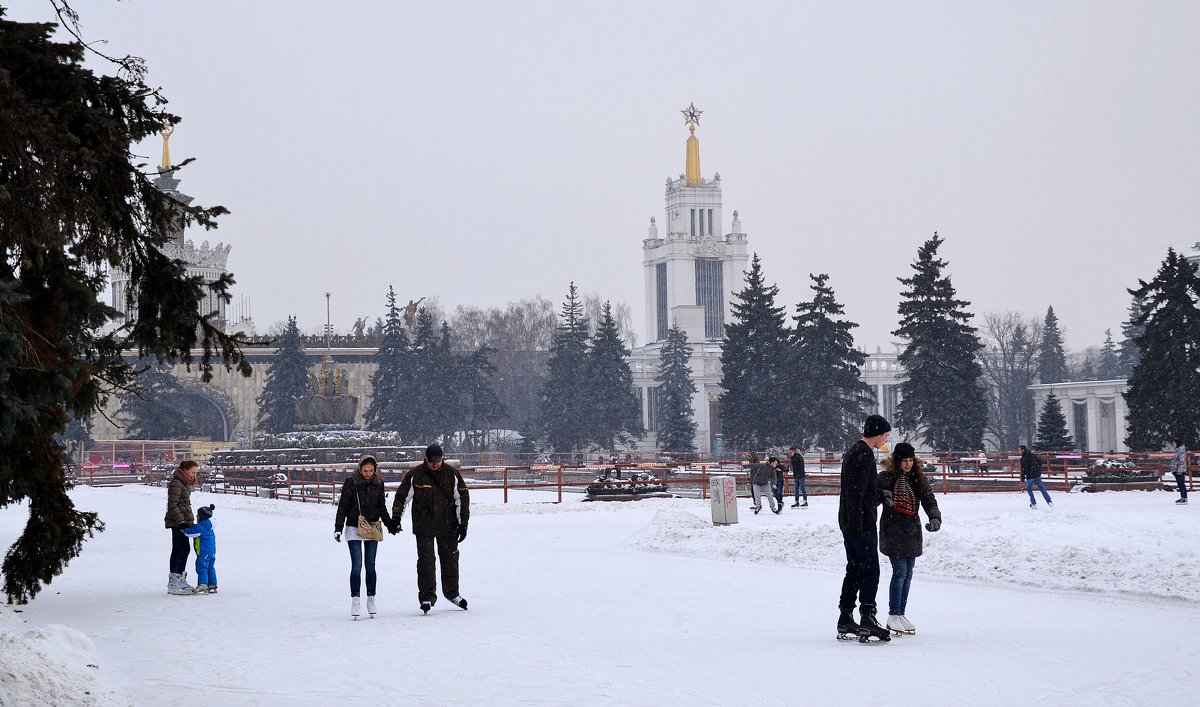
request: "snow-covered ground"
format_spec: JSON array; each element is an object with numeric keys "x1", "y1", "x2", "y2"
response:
[{"x1": 1, "y1": 484, "x2": 1197, "y2": 706}]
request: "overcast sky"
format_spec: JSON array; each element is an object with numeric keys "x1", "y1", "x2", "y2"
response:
[{"x1": 16, "y1": 1, "x2": 1200, "y2": 351}]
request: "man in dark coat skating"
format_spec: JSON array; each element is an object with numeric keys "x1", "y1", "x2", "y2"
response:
[{"x1": 836, "y1": 414, "x2": 891, "y2": 640}]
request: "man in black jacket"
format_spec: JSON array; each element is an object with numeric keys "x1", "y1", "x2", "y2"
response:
[
  {"x1": 1019, "y1": 444, "x2": 1052, "y2": 508},
  {"x1": 392, "y1": 443, "x2": 471, "y2": 614},
  {"x1": 837, "y1": 414, "x2": 891, "y2": 640},
  {"x1": 788, "y1": 446, "x2": 807, "y2": 508}
]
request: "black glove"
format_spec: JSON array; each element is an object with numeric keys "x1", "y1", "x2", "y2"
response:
[
  {"x1": 334, "y1": 531, "x2": 342, "y2": 542},
  {"x1": 456, "y1": 524, "x2": 468, "y2": 543},
  {"x1": 387, "y1": 523, "x2": 399, "y2": 536},
  {"x1": 881, "y1": 490, "x2": 893, "y2": 507},
  {"x1": 925, "y1": 517, "x2": 941, "y2": 532}
]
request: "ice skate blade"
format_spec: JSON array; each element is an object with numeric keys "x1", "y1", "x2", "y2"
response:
[
  {"x1": 890, "y1": 629, "x2": 915, "y2": 636},
  {"x1": 836, "y1": 632, "x2": 858, "y2": 641}
]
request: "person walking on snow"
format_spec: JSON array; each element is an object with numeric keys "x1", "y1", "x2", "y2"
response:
[
  {"x1": 183, "y1": 504, "x2": 218, "y2": 593},
  {"x1": 789, "y1": 446, "x2": 808, "y2": 507},
  {"x1": 1170, "y1": 439, "x2": 1189, "y2": 505},
  {"x1": 878, "y1": 443, "x2": 941, "y2": 635},
  {"x1": 772, "y1": 455, "x2": 786, "y2": 510},
  {"x1": 334, "y1": 455, "x2": 396, "y2": 619},
  {"x1": 748, "y1": 453, "x2": 780, "y2": 515},
  {"x1": 164, "y1": 460, "x2": 199, "y2": 595},
  {"x1": 836, "y1": 413, "x2": 891, "y2": 641},
  {"x1": 391, "y1": 444, "x2": 471, "y2": 614},
  {"x1": 1019, "y1": 444, "x2": 1053, "y2": 508}
]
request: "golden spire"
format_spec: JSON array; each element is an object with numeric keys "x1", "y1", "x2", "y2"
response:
[
  {"x1": 681, "y1": 103, "x2": 702, "y2": 186},
  {"x1": 160, "y1": 121, "x2": 174, "y2": 170}
]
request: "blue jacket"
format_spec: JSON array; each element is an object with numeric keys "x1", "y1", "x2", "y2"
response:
[{"x1": 187, "y1": 518, "x2": 217, "y2": 555}]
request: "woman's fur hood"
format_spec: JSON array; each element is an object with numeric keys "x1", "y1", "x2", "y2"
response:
[
  {"x1": 351, "y1": 465, "x2": 383, "y2": 486},
  {"x1": 881, "y1": 455, "x2": 925, "y2": 475}
]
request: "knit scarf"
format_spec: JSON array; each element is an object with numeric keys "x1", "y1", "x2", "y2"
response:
[{"x1": 893, "y1": 472, "x2": 917, "y2": 517}]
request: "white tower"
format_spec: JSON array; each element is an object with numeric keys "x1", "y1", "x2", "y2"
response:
[{"x1": 629, "y1": 106, "x2": 749, "y2": 455}]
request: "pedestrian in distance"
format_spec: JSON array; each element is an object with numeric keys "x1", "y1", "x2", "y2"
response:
[
  {"x1": 878, "y1": 443, "x2": 941, "y2": 635},
  {"x1": 164, "y1": 459, "x2": 200, "y2": 596},
  {"x1": 391, "y1": 444, "x2": 471, "y2": 614},
  {"x1": 749, "y1": 453, "x2": 780, "y2": 515},
  {"x1": 334, "y1": 455, "x2": 396, "y2": 619},
  {"x1": 1019, "y1": 444, "x2": 1053, "y2": 508},
  {"x1": 836, "y1": 413, "x2": 892, "y2": 642},
  {"x1": 789, "y1": 446, "x2": 808, "y2": 507},
  {"x1": 183, "y1": 504, "x2": 218, "y2": 594},
  {"x1": 1170, "y1": 439, "x2": 1189, "y2": 505},
  {"x1": 771, "y1": 455, "x2": 786, "y2": 511}
]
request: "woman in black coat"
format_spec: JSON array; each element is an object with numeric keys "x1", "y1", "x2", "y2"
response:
[
  {"x1": 878, "y1": 442, "x2": 941, "y2": 635},
  {"x1": 334, "y1": 455, "x2": 394, "y2": 618}
]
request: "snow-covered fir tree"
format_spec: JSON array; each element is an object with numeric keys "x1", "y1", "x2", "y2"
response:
[
  {"x1": 457, "y1": 345, "x2": 506, "y2": 450},
  {"x1": 719, "y1": 254, "x2": 792, "y2": 448},
  {"x1": 364, "y1": 287, "x2": 413, "y2": 435},
  {"x1": 256, "y1": 315, "x2": 308, "y2": 433},
  {"x1": 1034, "y1": 391, "x2": 1074, "y2": 451},
  {"x1": 655, "y1": 323, "x2": 698, "y2": 453},
  {"x1": 1117, "y1": 295, "x2": 1144, "y2": 378},
  {"x1": 1038, "y1": 306, "x2": 1069, "y2": 384},
  {"x1": 407, "y1": 309, "x2": 448, "y2": 443},
  {"x1": 1124, "y1": 249, "x2": 1200, "y2": 450},
  {"x1": 1097, "y1": 329, "x2": 1122, "y2": 380},
  {"x1": 586, "y1": 303, "x2": 642, "y2": 451},
  {"x1": 790, "y1": 273, "x2": 870, "y2": 450},
  {"x1": 893, "y1": 233, "x2": 988, "y2": 451},
  {"x1": 541, "y1": 283, "x2": 592, "y2": 453}
]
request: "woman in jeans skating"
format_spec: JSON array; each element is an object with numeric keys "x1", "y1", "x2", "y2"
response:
[
  {"x1": 334, "y1": 455, "x2": 395, "y2": 618},
  {"x1": 878, "y1": 442, "x2": 942, "y2": 635}
]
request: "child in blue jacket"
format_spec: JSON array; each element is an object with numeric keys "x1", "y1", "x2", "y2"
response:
[{"x1": 184, "y1": 504, "x2": 218, "y2": 594}]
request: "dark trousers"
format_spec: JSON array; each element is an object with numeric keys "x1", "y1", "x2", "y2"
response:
[
  {"x1": 347, "y1": 540, "x2": 378, "y2": 597},
  {"x1": 839, "y1": 529, "x2": 880, "y2": 613},
  {"x1": 169, "y1": 527, "x2": 191, "y2": 574},
  {"x1": 1174, "y1": 472, "x2": 1189, "y2": 500},
  {"x1": 415, "y1": 535, "x2": 460, "y2": 603}
]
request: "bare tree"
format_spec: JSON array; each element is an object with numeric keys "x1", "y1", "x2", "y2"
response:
[
  {"x1": 979, "y1": 311, "x2": 1043, "y2": 450},
  {"x1": 582, "y1": 293, "x2": 638, "y2": 349}
]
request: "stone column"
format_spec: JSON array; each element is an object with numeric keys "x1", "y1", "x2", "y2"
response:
[
  {"x1": 1114, "y1": 395, "x2": 1128, "y2": 453},
  {"x1": 1086, "y1": 397, "x2": 1101, "y2": 453}
]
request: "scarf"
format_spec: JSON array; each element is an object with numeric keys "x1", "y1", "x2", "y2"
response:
[{"x1": 893, "y1": 472, "x2": 917, "y2": 517}]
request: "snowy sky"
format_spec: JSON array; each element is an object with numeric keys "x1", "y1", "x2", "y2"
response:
[{"x1": 13, "y1": 1, "x2": 1200, "y2": 351}]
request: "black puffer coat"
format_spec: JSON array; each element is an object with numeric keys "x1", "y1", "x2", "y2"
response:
[
  {"x1": 334, "y1": 468, "x2": 393, "y2": 534},
  {"x1": 392, "y1": 462, "x2": 470, "y2": 538},
  {"x1": 877, "y1": 456, "x2": 941, "y2": 558}
]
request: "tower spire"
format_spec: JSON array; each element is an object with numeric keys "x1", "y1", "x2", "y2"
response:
[{"x1": 682, "y1": 103, "x2": 702, "y2": 186}]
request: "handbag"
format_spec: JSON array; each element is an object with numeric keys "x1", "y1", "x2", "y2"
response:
[{"x1": 355, "y1": 489, "x2": 384, "y2": 541}]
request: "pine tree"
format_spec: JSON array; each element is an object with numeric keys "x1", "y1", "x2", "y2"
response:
[
  {"x1": 408, "y1": 309, "x2": 444, "y2": 443},
  {"x1": 256, "y1": 316, "x2": 308, "y2": 433},
  {"x1": 893, "y1": 233, "x2": 988, "y2": 452},
  {"x1": 1038, "y1": 306, "x2": 1069, "y2": 384},
  {"x1": 1034, "y1": 392, "x2": 1075, "y2": 451},
  {"x1": 719, "y1": 254, "x2": 792, "y2": 448},
  {"x1": 459, "y1": 346, "x2": 506, "y2": 450},
  {"x1": 1097, "y1": 330, "x2": 1121, "y2": 380},
  {"x1": 790, "y1": 273, "x2": 870, "y2": 450},
  {"x1": 1117, "y1": 295, "x2": 1144, "y2": 377},
  {"x1": 541, "y1": 284, "x2": 592, "y2": 453},
  {"x1": 586, "y1": 303, "x2": 643, "y2": 451},
  {"x1": 656, "y1": 324, "x2": 698, "y2": 453},
  {"x1": 365, "y1": 287, "x2": 413, "y2": 435},
  {"x1": 0, "y1": 10, "x2": 251, "y2": 603},
  {"x1": 1124, "y1": 249, "x2": 1200, "y2": 450},
  {"x1": 120, "y1": 365, "x2": 194, "y2": 440}
]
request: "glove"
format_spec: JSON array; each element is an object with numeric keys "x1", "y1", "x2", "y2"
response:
[
  {"x1": 334, "y1": 531, "x2": 342, "y2": 543},
  {"x1": 881, "y1": 490, "x2": 893, "y2": 507},
  {"x1": 456, "y1": 524, "x2": 468, "y2": 543},
  {"x1": 925, "y1": 518, "x2": 941, "y2": 532},
  {"x1": 387, "y1": 523, "x2": 399, "y2": 536}
]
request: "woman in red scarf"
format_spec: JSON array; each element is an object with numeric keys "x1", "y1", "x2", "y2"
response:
[{"x1": 164, "y1": 460, "x2": 199, "y2": 595}]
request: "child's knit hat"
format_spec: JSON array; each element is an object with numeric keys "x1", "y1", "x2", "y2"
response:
[{"x1": 197, "y1": 504, "x2": 215, "y2": 521}]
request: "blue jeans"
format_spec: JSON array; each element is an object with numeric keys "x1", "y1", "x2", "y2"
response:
[
  {"x1": 1174, "y1": 472, "x2": 1189, "y2": 500},
  {"x1": 347, "y1": 540, "x2": 378, "y2": 597},
  {"x1": 839, "y1": 529, "x2": 880, "y2": 612},
  {"x1": 194, "y1": 554, "x2": 217, "y2": 587},
  {"x1": 793, "y1": 474, "x2": 807, "y2": 502},
  {"x1": 1026, "y1": 478, "x2": 1052, "y2": 505},
  {"x1": 888, "y1": 556, "x2": 916, "y2": 616},
  {"x1": 774, "y1": 479, "x2": 784, "y2": 505}
]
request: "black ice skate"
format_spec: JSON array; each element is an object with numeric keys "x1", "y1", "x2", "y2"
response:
[
  {"x1": 836, "y1": 609, "x2": 860, "y2": 641},
  {"x1": 420, "y1": 600, "x2": 432, "y2": 615},
  {"x1": 856, "y1": 608, "x2": 891, "y2": 643}
]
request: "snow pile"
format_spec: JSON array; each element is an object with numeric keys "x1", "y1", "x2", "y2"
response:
[{"x1": 0, "y1": 608, "x2": 123, "y2": 707}]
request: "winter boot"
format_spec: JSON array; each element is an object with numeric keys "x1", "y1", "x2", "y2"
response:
[
  {"x1": 836, "y1": 608, "x2": 860, "y2": 640},
  {"x1": 208, "y1": 585, "x2": 218, "y2": 594},
  {"x1": 857, "y1": 606, "x2": 891, "y2": 642},
  {"x1": 420, "y1": 600, "x2": 432, "y2": 615},
  {"x1": 451, "y1": 596, "x2": 468, "y2": 610},
  {"x1": 351, "y1": 596, "x2": 361, "y2": 619},
  {"x1": 194, "y1": 584, "x2": 210, "y2": 594},
  {"x1": 166, "y1": 573, "x2": 180, "y2": 595},
  {"x1": 366, "y1": 596, "x2": 377, "y2": 617},
  {"x1": 170, "y1": 573, "x2": 197, "y2": 595}
]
